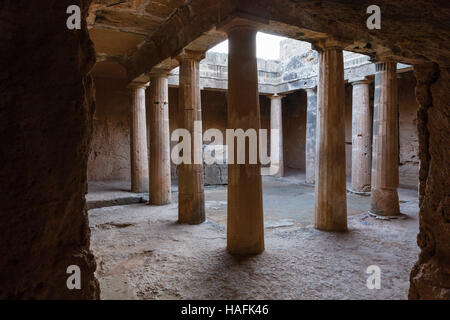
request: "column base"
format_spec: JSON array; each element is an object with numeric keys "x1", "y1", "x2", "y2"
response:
[
  {"x1": 347, "y1": 187, "x2": 371, "y2": 197},
  {"x1": 178, "y1": 192, "x2": 205, "y2": 225},
  {"x1": 269, "y1": 165, "x2": 284, "y2": 177},
  {"x1": 178, "y1": 219, "x2": 205, "y2": 225},
  {"x1": 368, "y1": 211, "x2": 407, "y2": 220},
  {"x1": 315, "y1": 223, "x2": 348, "y2": 233},
  {"x1": 227, "y1": 245, "x2": 264, "y2": 256},
  {"x1": 131, "y1": 188, "x2": 148, "y2": 194},
  {"x1": 131, "y1": 179, "x2": 149, "y2": 194},
  {"x1": 370, "y1": 187, "x2": 400, "y2": 217},
  {"x1": 149, "y1": 199, "x2": 172, "y2": 206}
]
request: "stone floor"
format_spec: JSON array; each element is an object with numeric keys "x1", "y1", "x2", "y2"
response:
[
  {"x1": 86, "y1": 181, "x2": 147, "y2": 209},
  {"x1": 88, "y1": 176, "x2": 420, "y2": 300}
]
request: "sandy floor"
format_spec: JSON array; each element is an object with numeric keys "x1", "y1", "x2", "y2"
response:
[{"x1": 89, "y1": 177, "x2": 420, "y2": 300}]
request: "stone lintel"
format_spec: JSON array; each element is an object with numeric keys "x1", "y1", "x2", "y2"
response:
[
  {"x1": 349, "y1": 77, "x2": 372, "y2": 85},
  {"x1": 371, "y1": 56, "x2": 398, "y2": 65},
  {"x1": 147, "y1": 68, "x2": 172, "y2": 78},
  {"x1": 127, "y1": 81, "x2": 149, "y2": 89},
  {"x1": 312, "y1": 38, "x2": 344, "y2": 52},
  {"x1": 374, "y1": 57, "x2": 398, "y2": 72},
  {"x1": 174, "y1": 48, "x2": 206, "y2": 63}
]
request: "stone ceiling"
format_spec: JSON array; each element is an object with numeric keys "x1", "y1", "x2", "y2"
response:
[
  {"x1": 88, "y1": 0, "x2": 183, "y2": 61},
  {"x1": 87, "y1": 0, "x2": 450, "y2": 82},
  {"x1": 88, "y1": 0, "x2": 228, "y2": 79}
]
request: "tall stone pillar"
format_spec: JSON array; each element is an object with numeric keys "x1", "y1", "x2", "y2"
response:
[
  {"x1": 370, "y1": 60, "x2": 400, "y2": 217},
  {"x1": 223, "y1": 18, "x2": 264, "y2": 255},
  {"x1": 314, "y1": 43, "x2": 347, "y2": 232},
  {"x1": 175, "y1": 50, "x2": 205, "y2": 224},
  {"x1": 269, "y1": 94, "x2": 284, "y2": 177},
  {"x1": 305, "y1": 87, "x2": 317, "y2": 184},
  {"x1": 147, "y1": 70, "x2": 172, "y2": 205},
  {"x1": 350, "y1": 79, "x2": 373, "y2": 193},
  {"x1": 128, "y1": 82, "x2": 149, "y2": 193}
]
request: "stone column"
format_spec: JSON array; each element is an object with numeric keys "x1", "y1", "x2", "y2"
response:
[
  {"x1": 269, "y1": 94, "x2": 284, "y2": 177},
  {"x1": 128, "y1": 82, "x2": 150, "y2": 193},
  {"x1": 350, "y1": 79, "x2": 373, "y2": 193},
  {"x1": 314, "y1": 44, "x2": 347, "y2": 232},
  {"x1": 147, "y1": 69, "x2": 172, "y2": 205},
  {"x1": 175, "y1": 50, "x2": 205, "y2": 224},
  {"x1": 223, "y1": 19, "x2": 264, "y2": 255},
  {"x1": 370, "y1": 60, "x2": 400, "y2": 217},
  {"x1": 305, "y1": 87, "x2": 317, "y2": 184}
]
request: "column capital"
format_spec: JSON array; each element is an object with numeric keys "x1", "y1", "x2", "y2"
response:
[
  {"x1": 371, "y1": 56, "x2": 398, "y2": 64},
  {"x1": 349, "y1": 78, "x2": 372, "y2": 86},
  {"x1": 371, "y1": 57, "x2": 398, "y2": 72},
  {"x1": 373, "y1": 60, "x2": 397, "y2": 73},
  {"x1": 174, "y1": 49, "x2": 205, "y2": 63},
  {"x1": 147, "y1": 68, "x2": 172, "y2": 78},
  {"x1": 312, "y1": 38, "x2": 344, "y2": 52},
  {"x1": 305, "y1": 87, "x2": 317, "y2": 94},
  {"x1": 127, "y1": 81, "x2": 149, "y2": 90},
  {"x1": 268, "y1": 93, "x2": 285, "y2": 100}
]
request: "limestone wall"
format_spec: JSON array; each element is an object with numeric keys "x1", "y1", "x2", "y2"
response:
[
  {"x1": 283, "y1": 91, "x2": 307, "y2": 171},
  {"x1": 88, "y1": 78, "x2": 132, "y2": 182},
  {"x1": 88, "y1": 70, "x2": 420, "y2": 189},
  {"x1": 345, "y1": 84, "x2": 354, "y2": 178},
  {"x1": 169, "y1": 44, "x2": 412, "y2": 95},
  {"x1": 398, "y1": 73, "x2": 420, "y2": 189},
  {"x1": 280, "y1": 39, "x2": 312, "y2": 61},
  {"x1": 409, "y1": 63, "x2": 450, "y2": 300},
  {"x1": 169, "y1": 52, "x2": 281, "y2": 93},
  {"x1": 0, "y1": 0, "x2": 99, "y2": 299},
  {"x1": 169, "y1": 88, "x2": 229, "y2": 184}
]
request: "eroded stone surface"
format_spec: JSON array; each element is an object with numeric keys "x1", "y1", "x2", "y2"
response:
[
  {"x1": 409, "y1": 64, "x2": 450, "y2": 300},
  {"x1": 0, "y1": 0, "x2": 99, "y2": 299}
]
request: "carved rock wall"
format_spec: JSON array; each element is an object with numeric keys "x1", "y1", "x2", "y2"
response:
[
  {"x1": 0, "y1": 0, "x2": 100, "y2": 299},
  {"x1": 283, "y1": 90, "x2": 307, "y2": 171},
  {"x1": 399, "y1": 73, "x2": 420, "y2": 189},
  {"x1": 409, "y1": 64, "x2": 450, "y2": 299},
  {"x1": 88, "y1": 77, "x2": 131, "y2": 182}
]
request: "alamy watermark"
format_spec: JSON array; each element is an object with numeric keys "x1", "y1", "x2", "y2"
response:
[
  {"x1": 170, "y1": 122, "x2": 281, "y2": 175},
  {"x1": 366, "y1": 265, "x2": 381, "y2": 289},
  {"x1": 66, "y1": 5, "x2": 81, "y2": 30},
  {"x1": 367, "y1": 5, "x2": 381, "y2": 30},
  {"x1": 68, "y1": 4, "x2": 381, "y2": 31},
  {"x1": 66, "y1": 265, "x2": 81, "y2": 290}
]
